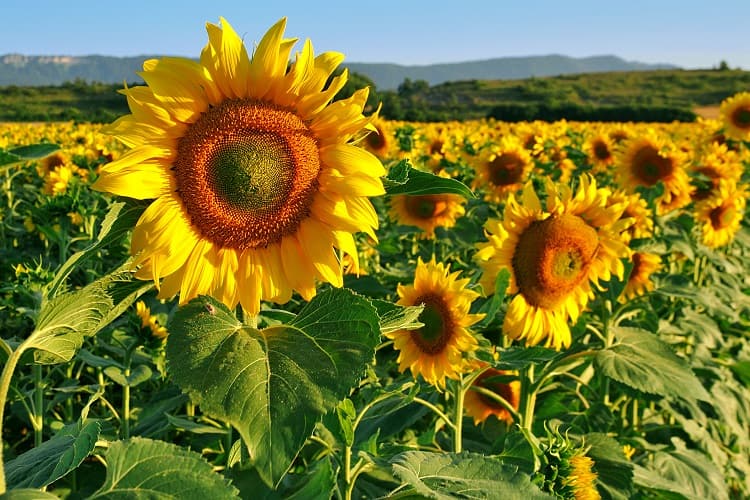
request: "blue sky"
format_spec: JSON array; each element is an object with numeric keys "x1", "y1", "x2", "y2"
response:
[{"x1": 1, "y1": 0, "x2": 749, "y2": 69}]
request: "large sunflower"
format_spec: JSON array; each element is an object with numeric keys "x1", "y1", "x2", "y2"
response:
[
  {"x1": 93, "y1": 18, "x2": 385, "y2": 314},
  {"x1": 720, "y1": 91, "x2": 750, "y2": 141},
  {"x1": 388, "y1": 193, "x2": 466, "y2": 238},
  {"x1": 475, "y1": 176, "x2": 631, "y2": 349},
  {"x1": 694, "y1": 179, "x2": 748, "y2": 248},
  {"x1": 615, "y1": 131, "x2": 692, "y2": 215},
  {"x1": 386, "y1": 257, "x2": 484, "y2": 387}
]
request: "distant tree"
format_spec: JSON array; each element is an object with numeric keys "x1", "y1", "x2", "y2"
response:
[{"x1": 717, "y1": 60, "x2": 730, "y2": 71}]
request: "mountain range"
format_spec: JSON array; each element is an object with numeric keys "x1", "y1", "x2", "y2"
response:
[{"x1": 0, "y1": 53, "x2": 676, "y2": 89}]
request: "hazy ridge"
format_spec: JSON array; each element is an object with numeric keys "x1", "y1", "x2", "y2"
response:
[{"x1": 0, "y1": 53, "x2": 676, "y2": 88}]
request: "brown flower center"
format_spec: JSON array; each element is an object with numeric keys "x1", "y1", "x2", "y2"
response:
[
  {"x1": 410, "y1": 295, "x2": 455, "y2": 354},
  {"x1": 731, "y1": 106, "x2": 750, "y2": 129},
  {"x1": 593, "y1": 139, "x2": 611, "y2": 161},
  {"x1": 710, "y1": 203, "x2": 737, "y2": 230},
  {"x1": 488, "y1": 152, "x2": 525, "y2": 186},
  {"x1": 631, "y1": 144, "x2": 674, "y2": 186},
  {"x1": 405, "y1": 195, "x2": 447, "y2": 219},
  {"x1": 512, "y1": 214, "x2": 599, "y2": 309},
  {"x1": 365, "y1": 128, "x2": 386, "y2": 151},
  {"x1": 475, "y1": 369, "x2": 519, "y2": 410},
  {"x1": 174, "y1": 99, "x2": 320, "y2": 250}
]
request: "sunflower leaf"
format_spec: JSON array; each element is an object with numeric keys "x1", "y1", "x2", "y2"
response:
[
  {"x1": 5, "y1": 420, "x2": 100, "y2": 489},
  {"x1": 369, "y1": 298, "x2": 424, "y2": 335},
  {"x1": 166, "y1": 288, "x2": 380, "y2": 487},
  {"x1": 595, "y1": 326, "x2": 711, "y2": 402},
  {"x1": 89, "y1": 437, "x2": 239, "y2": 499},
  {"x1": 390, "y1": 451, "x2": 553, "y2": 499},
  {"x1": 384, "y1": 160, "x2": 475, "y2": 198},
  {"x1": 0, "y1": 143, "x2": 60, "y2": 167}
]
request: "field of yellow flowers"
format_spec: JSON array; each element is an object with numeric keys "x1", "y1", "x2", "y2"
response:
[{"x1": 1, "y1": 17, "x2": 750, "y2": 500}]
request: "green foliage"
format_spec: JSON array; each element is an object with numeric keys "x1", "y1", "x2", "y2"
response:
[
  {"x1": 165, "y1": 289, "x2": 380, "y2": 487},
  {"x1": 4, "y1": 420, "x2": 100, "y2": 489},
  {"x1": 89, "y1": 438, "x2": 239, "y2": 499},
  {"x1": 390, "y1": 451, "x2": 553, "y2": 499}
]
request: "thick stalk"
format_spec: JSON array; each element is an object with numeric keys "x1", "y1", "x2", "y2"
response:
[
  {"x1": 520, "y1": 364, "x2": 537, "y2": 433},
  {"x1": 0, "y1": 346, "x2": 27, "y2": 494},
  {"x1": 122, "y1": 369, "x2": 131, "y2": 439},
  {"x1": 453, "y1": 376, "x2": 464, "y2": 453},
  {"x1": 32, "y1": 364, "x2": 44, "y2": 447}
]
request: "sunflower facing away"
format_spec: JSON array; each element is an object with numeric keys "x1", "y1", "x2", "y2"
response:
[
  {"x1": 93, "y1": 18, "x2": 385, "y2": 314},
  {"x1": 463, "y1": 366, "x2": 520, "y2": 425},
  {"x1": 720, "y1": 91, "x2": 750, "y2": 142},
  {"x1": 475, "y1": 176, "x2": 631, "y2": 349},
  {"x1": 385, "y1": 257, "x2": 484, "y2": 387},
  {"x1": 388, "y1": 193, "x2": 466, "y2": 238}
]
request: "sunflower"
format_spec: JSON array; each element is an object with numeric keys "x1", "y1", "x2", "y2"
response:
[
  {"x1": 694, "y1": 180, "x2": 748, "y2": 248},
  {"x1": 472, "y1": 136, "x2": 532, "y2": 203},
  {"x1": 620, "y1": 251, "x2": 661, "y2": 302},
  {"x1": 475, "y1": 176, "x2": 631, "y2": 349},
  {"x1": 584, "y1": 133, "x2": 615, "y2": 171},
  {"x1": 564, "y1": 454, "x2": 600, "y2": 500},
  {"x1": 690, "y1": 142, "x2": 742, "y2": 202},
  {"x1": 607, "y1": 189, "x2": 653, "y2": 243},
  {"x1": 93, "y1": 18, "x2": 385, "y2": 315},
  {"x1": 388, "y1": 193, "x2": 466, "y2": 238},
  {"x1": 385, "y1": 257, "x2": 484, "y2": 387},
  {"x1": 363, "y1": 117, "x2": 392, "y2": 159},
  {"x1": 44, "y1": 164, "x2": 74, "y2": 196},
  {"x1": 136, "y1": 300, "x2": 168, "y2": 339},
  {"x1": 720, "y1": 92, "x2": 750, "y2": 141},
  {"x1": 463, "y1": 366, "x2": 520, "y2": 425},
  {"x1": 615, "y1": 130, "x2": 692, "y2": 215}
]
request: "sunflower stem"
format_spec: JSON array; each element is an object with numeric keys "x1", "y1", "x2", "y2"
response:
[
  {"x1": 0, "y1": 341, "x2": 31, "y2": 495},
  {"x1": 32, "y1": 363, "x2": 44, "y2": 447},
  {"x1": 412, "y1": 397, "x2": 456, "y2": 432},
  {"x1": 453, "y1": 376, "x2": 465, "y2": 453},
  {"x1": 520, "y1": 364, "x2": 537, "y2": 433}
]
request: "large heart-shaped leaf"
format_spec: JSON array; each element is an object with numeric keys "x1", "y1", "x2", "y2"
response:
[
  {"x1": 5, "y1": 420, "x2": 100, "y2": 489},
  {"x1": 595, "y1": 326, "x2": 711, "y2": 402},
  {"x1": 390, "y1": 451, "x2": 553, "y2": 499},
  {"x1": 89, "y1": 437, "x2": 239, "y2": 499},
  {"x1": 166, "y1": 288, "x2": 380, "y2": 487}
]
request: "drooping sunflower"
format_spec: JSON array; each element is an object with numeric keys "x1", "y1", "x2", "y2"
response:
[
  {"x1": 472, "y1": 136, "x2": 533, "y2": 203},
  {"x1": 93, "y1": 18, "x2": 385, "y2": 315},
  {"x1": 475, "y1": 176, "x2": 631, "y2": 349},
  {"x1": 385, "y1": 257, "x2": 484, "y2": 387},
  {"x1": 615, "y1": 130, "x2": 692, "y2": 215},
  {"x1": 694, "y1": 180, "x2": 748, "y2": 248},
  {"x1": 388, "y1": 193, "x2": 466, "y2": 238},
  {"x1": 720, "y1": 91, "x2": 750, "y2": 141},
  {"x1": 620, "y1": 251, "x2": 661, "y2": 302},
  {"x1": 463, "y1": 366, "x2": 520, "y2": 425}
]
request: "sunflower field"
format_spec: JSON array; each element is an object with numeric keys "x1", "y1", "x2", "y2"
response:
[{"x1": 1, "y1": 18, "x2": 750, "y2": 500}]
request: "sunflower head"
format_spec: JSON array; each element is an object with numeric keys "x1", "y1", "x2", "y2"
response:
[
  {"x1": 472, "y1": 137, "x2": 532, "y2": 203},
  {"x1": 475, "y1": 176, "x2": 631, "y2": 349},
  {"x1": 720, "y1": 91, "x2": 750, "y2": 141},
  {"x1": 93, "y1": 18, "x2": 385, "y2": 315},
  {"x1": 536, "y1": 427, "x2": 601, "y2": 500},
  {"x1": 388, "y1": 193, "x2": 466, "y2": 238},
  {"x1": 620, "y1": 251, "x2": 661, "y2": 302},
  {"x1": 695, "y1": 179, "x2": 748, "y2": 248},
  {"x1": 386, "y1": 257, "x2": 484, "y2": 387}
]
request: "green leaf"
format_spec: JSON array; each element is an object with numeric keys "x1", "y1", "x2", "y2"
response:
[
  {"x1": 227, "y1": 458, "x2": 335, "y2": 500},
  {"x1": 103, "y1": 364, "x2": 153, "y2": 388},
  {"x1": 385, "y1": 161, "x2": 474, "y2": 198},
  {"x1": 89, "y1": 437, "x2": 239, "y2": 499},
  {"x1": 8, "y1": 143, "x2": 61, "y2": 159},
  {"x1": 0, "y1": 490, "x2": 59, "y2": 499},
  {"x1": 632, "y1": 439, "x2": 728, "y2": 500},
  {"x1": 477, "y1": 268, "x2": 510, "y2": 326},
  {"x1": 582, "y1": 433, "x2": 633, "y2": 500},
  {"x1": 594, "y1": 326, "x2": 711, "y2": 403},
  {"x1": 5, "y1": 420, "x2": 100, "y2": 489},
  {"x1": 369, "y1": 298, "x2": 424, "y2": 335},
  {"x1": 164, "y1": 414, "x2": 227, "y2": 436},
  {"x1": 166, "y1": 288, "x2": 380, "y2": 487},
  {"x1": 391, "y1": 451, "x2": 553, "y2": 500},
  {"x1": 494, "y1": 346, "x2": 560, "y2": 371},
  {"x1": 47, "y1": 201, "x2": 146, "y2": 298},
  {"x1": 382, "y1": 159, "x2": 410, "y2": 189},
  {"x1": 730, "y1": 361, "x2": 750, "y2": 386}
]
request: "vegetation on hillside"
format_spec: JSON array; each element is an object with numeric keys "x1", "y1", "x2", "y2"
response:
[{"x1": 1, "y1": 67, "x2": 748, "y2": 123}]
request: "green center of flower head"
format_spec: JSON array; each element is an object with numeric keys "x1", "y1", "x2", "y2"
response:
[
  {"x1": 734, "y1": 107, "x2": 750, "y2": 127},
  {"x1": 632, "y1": 145, "x2": 673, "y2": 186},
  {"x1": 410, "y1": 296, "x2": 455, "y2": 354},
  {"x1": 209, "y1": 133, "x2": 294, "y2": 211},
  {"x1": 710, "y1": 204, "x2": 737, "y2": 229}
]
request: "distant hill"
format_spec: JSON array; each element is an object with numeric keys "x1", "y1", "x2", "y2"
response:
[{"x1": 0, "y1": 53, "x2": 676, "y2": 88}]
